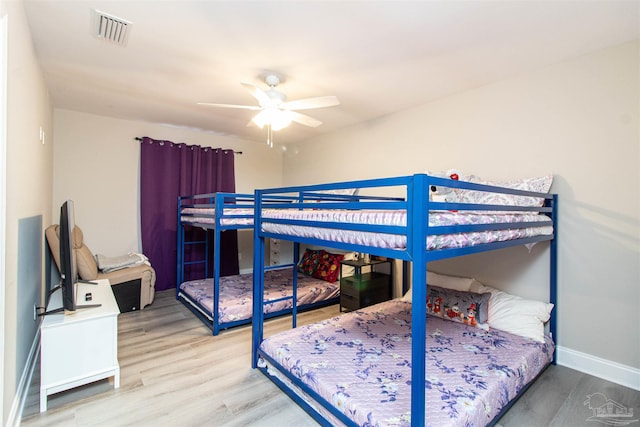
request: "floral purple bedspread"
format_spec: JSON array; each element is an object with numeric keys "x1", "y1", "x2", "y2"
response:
[
  {"x1": 179, "y1": 269, "x2": 339, "y2": 324},
  {"x1": 259, "y1": 299, "x2": 554, "y2": 426}
]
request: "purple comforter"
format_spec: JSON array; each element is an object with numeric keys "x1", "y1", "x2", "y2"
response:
[
  {"x1": 259, "y1": 299, "x2": 553, "y2": 426},
  {"x1": 180, "y1": 269, "x2": 339, "y2": 324}
]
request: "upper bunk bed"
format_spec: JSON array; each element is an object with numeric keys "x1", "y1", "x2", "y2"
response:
[
  {"x1": 251, "y1": 173, "x2": 557, "y2": 427},
  {"x1": 177, "y1": 192, "x2": 342, "y2": 335}
]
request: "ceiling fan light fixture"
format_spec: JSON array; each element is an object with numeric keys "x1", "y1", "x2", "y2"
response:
[
  {"x1": 252, "y1": 108, "x2": 292, "y2": 131},
  {"x1": 198, "y1": 73, "x2": 340, "y2": 146}
]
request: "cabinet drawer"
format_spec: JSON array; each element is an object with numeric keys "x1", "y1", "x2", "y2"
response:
[
  {"x1": 341, "y1": 272, "x2": 387, "y2": 291},
  {"x1": 340, "y1": 293, "x2": 361, "y2": 311},
  {"x1": 340, "y1": 272, "x2": 390, "y2": 311}
]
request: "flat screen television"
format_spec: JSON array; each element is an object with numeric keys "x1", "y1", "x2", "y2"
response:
[{"x1": 59, "y1": 199, "x2": 77, "y2": 311}]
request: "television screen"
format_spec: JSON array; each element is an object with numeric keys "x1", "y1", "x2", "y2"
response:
[{"x1": 59, "y1": 200, "x2": 77, "y2": 312}]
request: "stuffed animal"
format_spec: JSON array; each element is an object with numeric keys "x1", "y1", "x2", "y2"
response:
[{"x1": 429, "y1": 169, "x2": 461, "y2": 202}]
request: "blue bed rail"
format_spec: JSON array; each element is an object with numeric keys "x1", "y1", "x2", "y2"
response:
[{"x1": 251, "y1": 173, "x2": 557, "y2": 427}]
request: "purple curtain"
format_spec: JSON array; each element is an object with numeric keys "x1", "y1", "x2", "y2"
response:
[{"x1": 140, "y1": 137, "x2": 239, "y2": 291}]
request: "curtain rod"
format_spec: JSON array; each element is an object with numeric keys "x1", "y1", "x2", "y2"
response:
[{"x1": 134, "y1": 137, "x2": 242, "y2": 154}]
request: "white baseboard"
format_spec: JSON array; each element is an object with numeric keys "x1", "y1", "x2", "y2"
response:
[
  {"x1": 8, "y1": 332, "x2": 39, "y2": 426},
  {"x1": 556, "y1": 345, "x2": 640, "y2": 391}
]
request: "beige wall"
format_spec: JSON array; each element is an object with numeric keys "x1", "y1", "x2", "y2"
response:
[
  {"x1": 284, "y1": 41, "x2": 640, "y2": 370},
  {"x1": 52, "y1": 110, "x2": 283, "y2": 270},
  {"x1": 1, "y1": 0, "x2": 53, "y2": 423}
]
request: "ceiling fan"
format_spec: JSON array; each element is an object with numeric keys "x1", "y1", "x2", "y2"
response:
[{"x1": 198, "y1": 74, "x2": 340, "y2": 147}]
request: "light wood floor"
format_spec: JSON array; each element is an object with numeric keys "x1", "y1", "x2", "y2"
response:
[{"x1": 21, "y1": 290, "x2": 639, "y2": 426}]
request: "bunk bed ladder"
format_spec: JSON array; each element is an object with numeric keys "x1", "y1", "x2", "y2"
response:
[
  {"x1": 252, "y1": 190, "x2": 266, "y2": 368},
  {"x1": 176, "y1": 196, "x2": 185, "y2": 298},
  {"x1": 176, "y1": 197, "x2": 210, "y2": 301},
  {"x1": 258, "y1": 244, "x2": 300, "y2": 332}
]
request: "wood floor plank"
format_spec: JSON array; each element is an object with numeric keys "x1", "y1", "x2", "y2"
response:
[
  {"x1": 495, "y1": 364, "x2": 585, "y2": 426},
  {"x1": 21, "y1": 289, "x2": 639, "y2": 426},
  {"x1": 548, "y1": 371, "x2": 640, "y2": 427}
]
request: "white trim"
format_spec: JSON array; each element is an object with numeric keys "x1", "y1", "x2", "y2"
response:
[
  {"x1": 0, "y1": 13, "x2": 8, "y2": 427},
  {"x1": 556, "y1": 346, "x2": 640, "y2": 391},
  {"x1": 7, "y1": 334, "x2": 39, "y2": 426}
]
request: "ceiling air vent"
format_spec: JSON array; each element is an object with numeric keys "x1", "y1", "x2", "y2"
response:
[{"x1": 91, "y1": 9, "x2": 132, "y2": 47}]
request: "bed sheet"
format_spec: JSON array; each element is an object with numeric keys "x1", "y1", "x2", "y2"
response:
[
  {"x1": 181, "y1": 206, "x2": 255, "y2": 226},
  {"x1": 179, "y1": 269, "x2": 339, "y2": 324},
  {"x1": 262, "y1": 209, "x2": 552, "y2": 250},
  {"x1": 181, "y1": 207, "x2": 552, "y2": 249},
  {"x1": 259, "y1": 299, "x2": 554, "y2": 426}
]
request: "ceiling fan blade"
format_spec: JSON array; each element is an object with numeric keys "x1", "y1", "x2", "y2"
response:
[
  {"x1": 241, "y1": 82, "x2": 273, "y2": 107},
  {"x1": 197, "y1": 102, "x2": 261, "y2": 111},
  {"x1": 280, "y1": 96, "x2": 340, "y2": 111},
  {"x1": 290, "y1": 111, "x2": 322, "y2": 128}
]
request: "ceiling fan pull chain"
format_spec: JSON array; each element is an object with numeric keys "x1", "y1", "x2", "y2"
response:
[{"x1": 267, "y1": 125, "x2": 273, "y2": 147}]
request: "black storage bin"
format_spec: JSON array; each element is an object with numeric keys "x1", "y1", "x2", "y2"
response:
[{"x1": 110, "y1": 279, "x2": 141, "y2": 313}]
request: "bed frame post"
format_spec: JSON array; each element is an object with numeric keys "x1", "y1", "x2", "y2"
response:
[
  {"x1": 212, "y1": 193, "x2": 222, "y2": 335},
  {"x1": 292, "y1": 241, "x2": 300, "y2": 329},
  {"x1": 176, "y1": 196, "x2": 184, "y2": 299},
  {"x1": 410, "y1": 174, "x2": 428, "y2": 427},
  {"x1": 550, "y1": 194, "x2": 558, "y2": 363},
  {"x1": 252, "y1": 189, "x2": 266, "y2": 369}
]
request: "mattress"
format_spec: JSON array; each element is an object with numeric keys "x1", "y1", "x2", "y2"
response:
[
  {"x1": 261, "y1": 209, "x2": 552, "y2": 250},
  {"x1": 179, "y1": 269, "x2": 339, "y2": 324},
  {"x1": 181, "y1": 206, "x2": 255, "y2": 226},
  {"x1": 181, "y1": 207, "x2": 552, "y2": 250},
  {"x1": 259, "y1": 299, "x2": 554, "y2": 426}
]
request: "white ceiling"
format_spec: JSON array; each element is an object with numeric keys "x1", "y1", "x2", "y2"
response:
[{"x1": 23, "y1": 0, "x2": 639, "y2": 146}]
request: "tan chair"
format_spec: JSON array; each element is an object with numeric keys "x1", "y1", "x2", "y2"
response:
[{"x1": 45, "y1": 224, "x2": 156, "y2": 310}]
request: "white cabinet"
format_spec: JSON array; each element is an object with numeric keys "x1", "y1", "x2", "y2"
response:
[{"x1": 40, "y1": 279, "x2": 120, "y2": 412}]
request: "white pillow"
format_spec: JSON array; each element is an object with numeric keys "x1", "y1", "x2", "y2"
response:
[
  {"x1": 428, "y1": 271, "x2": 475, "y2": 291},
  {"x1": 402, "y1": 271, "x2": 475, "y2": 302},
  {"x1": 453, "y1": 174, "x2": 553, "y2": 208},
  {"x1": 320, "y1": 188, "x2": 359, "y2": 196},
  {"x1": 470, "y1": 282, "x2": 553, "y2": 343}
]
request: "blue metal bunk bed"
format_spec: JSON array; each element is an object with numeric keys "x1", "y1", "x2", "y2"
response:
[
  {"x1": 251, "y1": 173, "x2": 557, "y2": 426},
  {"x1": 177, "y1": 192, "x2": 340, "y2": 335}
]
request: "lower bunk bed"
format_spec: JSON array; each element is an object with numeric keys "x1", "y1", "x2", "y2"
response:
[
  {"x1": 251, "y1": 173, "x2": 558, "y2": 426},
  {"x1": 178, "y1": 268, "x2": 339, "y2": 332},
  {"x1": 177, "y1": 192, "x2": 341, "y2": 335},
  {"x1": 258, "y1": 298, "x2": 554, "y2": 426}
]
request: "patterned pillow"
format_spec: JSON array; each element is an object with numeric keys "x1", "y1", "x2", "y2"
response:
[
  {"x1": 452, "y1": 175, "x2": 553, "y2": 208},
  {"x1": 297, "y1": 249, "x2": 322, "y2": 276},
  {"x1": 312, "y1": 250, "x2": 345, "y2": 283},
  {"x1": 427, "y1": 285, "x2": 491, "y2": 330}
]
